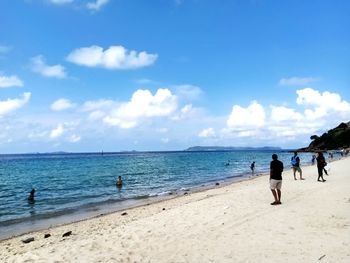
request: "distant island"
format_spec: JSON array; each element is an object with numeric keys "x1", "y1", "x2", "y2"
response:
[
  {"x1": 299, "y1": 121, "x2": 350, "y2": 152},
  {"x1": 185, "y1": 146, "x2": 282, "y2": 152}
]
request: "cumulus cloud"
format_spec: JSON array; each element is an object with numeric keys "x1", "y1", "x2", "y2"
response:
[
  {"x1": 31, "y1": 55, "x2": 67, "y2": 78},
  {"x1": 223, "y1": 88, "x2": 350, "y2": 144},
  {"x1": 86, "y1": 0, "x2": 109, "y2": 11},
  {"x1": 296, "y1": 88, "x2": 350, "y2": 119},
  {"x1": 49, "y1": 0, "x2": 74, "y2": 5},
  {"x1": 66, "y1": 45, "x2": 158, "y2": 70},
  {"x1": 227, "y1": 101, "x2": 265, "y2": 129},
  {"x1": 51, "y1": 98, "x2": 76, "y2": 111},
  {"x1": 198, "y1": 127, "x2": 216, "y2": 138},
  {"x1": 50, "y1": 124, "x2": 64, "y2": 139},
  {"x1": 103, "y1": 88, "x2": 177, "y2": 128},
  {"x1": 270, "y1": 106, "x2": 303, "y2": 122},
  {"x1": 296, "y1": 88, "x2": 350, "y2": 110},
  {"x1": 0, "y1": 74, "x2": 23, "y2": 88},
  {"x1": 0, "y1": 92, "x2": 31, "y2": 116},
  {"x1": 279, "y1": 77, "x2": 318, "y2": 86}
]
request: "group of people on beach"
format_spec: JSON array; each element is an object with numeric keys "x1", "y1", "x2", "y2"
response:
[{"x1": 269, "y1": 151, "x2": 329, "y2": 206}]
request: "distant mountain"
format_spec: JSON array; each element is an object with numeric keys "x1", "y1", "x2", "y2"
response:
[
  {"x1": 185, "y1": 146, "x2": 282, "y2": 151},
  {"x1": 299, "y1": 121, "x2": 350, "y2": 151}
]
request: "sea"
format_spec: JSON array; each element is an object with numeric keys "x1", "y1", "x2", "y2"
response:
[{"x1": 0, "y1": 150, "x2": 325, "y2": 239}]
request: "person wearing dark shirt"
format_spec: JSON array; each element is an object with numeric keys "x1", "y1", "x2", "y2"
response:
[
  {"x1": 316, "y1": 152, "x2": 327, "y2": 182},
  {"x1": 270, "y1": 154, "x2": 284, "y2": 205},
  {"x1": 28, "y1": 188, "x2": 35, "y2": 202},
  {"x1": 250, "y1": 161, "x2": 255, "y2": 175}
]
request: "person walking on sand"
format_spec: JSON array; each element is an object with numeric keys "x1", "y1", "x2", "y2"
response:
[
  {"x1": 316, "y1": 152, "x2": 327, "y2": 182},
  {"x1": 291, "y1": 151, "x2": 304, "y2": 180},
  {"x1": 269, "y1": 154, "x2": 283, "y2": 205}
]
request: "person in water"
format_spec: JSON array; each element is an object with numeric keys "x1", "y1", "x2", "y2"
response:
[
  {"x1": 28, "y1": 188, "x2": 35, "y2": 202},
  {"x1": 269, "y1": 154, "x2": 283, "y2": 205},
  {"x1": 250, "y1": 161, "x2": 255, "y2": 174},
  {"x1": 116, "y1": 176, "x2": 123, "y2": 187}
]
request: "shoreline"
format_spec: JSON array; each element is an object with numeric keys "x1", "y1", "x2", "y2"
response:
[
  {"x1": 1, "y1": 157, "x2": 349, "y2": 262},
  {"x1": 0, "y1": 168, "x2": 262, "y2": 241},
  {"x1": 0, "y1": 156, "x2": 343, "y2": 241}
]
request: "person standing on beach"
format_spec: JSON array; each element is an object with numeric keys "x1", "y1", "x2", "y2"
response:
[
  {"x1": 291, "y1": 152, "x2": 304, "y2": 180},
  {"x1": 316, "y1": 152, "x2": 327, "y2": 182},
  {"x1": 269, "y1": 154, "x2": 283, "y2": 205}
]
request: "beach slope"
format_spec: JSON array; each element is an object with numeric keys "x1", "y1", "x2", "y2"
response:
[{"x1": 1, "y1": 157, "x2": 350, "y2": 262}]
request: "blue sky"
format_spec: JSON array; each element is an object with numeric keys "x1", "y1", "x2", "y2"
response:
[{"x1": 0, "y1": 0, "x2": 349, "y2": 153}]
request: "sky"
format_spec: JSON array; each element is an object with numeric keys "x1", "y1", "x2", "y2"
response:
[{"x1": 0, "y1": 0, "x2": 349, "y2": 153}]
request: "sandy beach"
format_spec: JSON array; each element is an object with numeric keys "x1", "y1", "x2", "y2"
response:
[{"x1": 1, "y1": 157, "x2": 349, "y2": 263}]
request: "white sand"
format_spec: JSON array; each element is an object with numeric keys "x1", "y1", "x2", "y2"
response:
[{"x1": 1, "y1": 157, "x2": 350, "y2": 263}]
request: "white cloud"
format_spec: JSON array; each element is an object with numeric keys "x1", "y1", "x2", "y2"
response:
[
  {"x1": 51, "y1": 98, "x2": 76, "y2": 111},
  {"x1": 0, "y1": 92, "x2": 31, "y2": 116},
  {"x1": 103, "y1": 88, "x2": 177, "y2": 128},
  {"x1": 49, "y1": 0, "x2": 74, "y2": 5},
  {"x1": 270, "y1": 106, "x2": 303, "y2": 122},
  {"x1": 227, "y1": 101, "x2": 265, "y2": 129},
  {"x1": 50, "y1": 124, "x2": 64, "y2": 139},
  {"x1": 222, "y1": 88, "x2": 350, "y2": 144},
  {"x1": 66, "y1": 45, "x2": 158, "y2": 70},
  {"x1": 279, "y1": 77, "x2": 318, "y2": 86},
  {"x1": 86, "y1": 0, "x2": 109, "y2": 11},
  {"x1": 296, "y1": 87, "x2": 350, "y2": 119},
  {"x1": 69, "y1": 134, "x2": 81, "y2": 143},
  {"x1": 198, "y1": 127, "x2": 216, "y2": 138},
  {"x1": 0, "y1": 74, "x2": 23, "y2": 88},
  {"x1": 31, "y1": 55, "x2": 67, "y2": 79}
]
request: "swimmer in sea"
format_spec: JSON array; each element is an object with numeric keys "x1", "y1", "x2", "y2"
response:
[
  {"x1": 116, "y1": 176, "x2": 123, "y2": 188},
  {"x1": 28, "y1": 188, "x2": 35, "y2": 202}
]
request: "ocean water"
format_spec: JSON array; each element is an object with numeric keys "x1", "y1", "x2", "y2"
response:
[{"x1": 0, "y1": 150, "x2": 318, "y2": 239}]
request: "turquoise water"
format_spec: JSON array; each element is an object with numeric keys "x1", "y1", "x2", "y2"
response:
[{"x1": 0, "y1": 150, "x2": 316, "y2": 238}]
